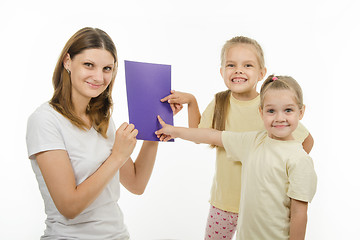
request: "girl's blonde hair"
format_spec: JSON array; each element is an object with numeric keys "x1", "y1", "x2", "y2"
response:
[
  {"x1": 212, "y1": 36, "x2": 265, "y2": 132},
  {"x1": 260, "y1": 75, "x2": 303, "y2": 110},
  {"x1": 50, "y1": 27, "x2": 118, "y2": 138},
  {"x1": 220, "y1": 36, "x2": 265, "y2": 69}
]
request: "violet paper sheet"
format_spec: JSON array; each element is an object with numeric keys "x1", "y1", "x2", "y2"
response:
[{"x1": 124, "y1": 60, "x2": 174, "y2": 141}]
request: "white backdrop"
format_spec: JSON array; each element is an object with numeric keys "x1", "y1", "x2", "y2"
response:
[{"x1": 1, "y1": 0, "x2": 359, "y2": 239}]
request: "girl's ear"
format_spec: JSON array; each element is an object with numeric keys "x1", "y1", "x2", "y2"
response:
[
  {"x1": 299, "y1": 105, "x2": 305, "y2": 120},
  {"x1": 259, "y1": 106, "x2": 264, "y2": 120},
  {"x1": 63, "y1": 53, "x2": 71, "y2": 71},
  {"x1": 259, "y1": 67, "x2": 267, "y2": 82},
  {"x1": 220, "y1": 67, "x2": 224, "y2": 78}
]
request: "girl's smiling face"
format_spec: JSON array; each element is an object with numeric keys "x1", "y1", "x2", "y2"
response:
[
  {"x1": 260, "y1": 89, "x2": 305, "y2": 141},
  {"x1": 64, "y1": 48, "x2": 115, "y2": 104},
  {"x1": 221, "y1": 44, "x2": 266, "y2": 101}
]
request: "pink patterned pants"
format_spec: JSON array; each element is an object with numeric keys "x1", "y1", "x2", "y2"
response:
[{"x1": 204, "y1": 205, "x2": 238, "y2": 240}]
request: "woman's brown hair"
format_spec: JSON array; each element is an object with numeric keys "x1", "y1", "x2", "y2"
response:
[
  {"x1": 50, "y1": 27, "x2": 118, "y2": 138},
  {"x1": 212, "y1": 36, "x2": 265, "y2": 132}
]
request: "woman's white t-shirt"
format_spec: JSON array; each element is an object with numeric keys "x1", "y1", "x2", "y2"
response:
[{"x1": 26, "y1": 102, "x2": 130, "y2": 240}]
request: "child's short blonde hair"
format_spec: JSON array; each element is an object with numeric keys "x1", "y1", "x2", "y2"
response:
[{"x1": 260, "y1": 75, "x2": 304, "y2": 110}]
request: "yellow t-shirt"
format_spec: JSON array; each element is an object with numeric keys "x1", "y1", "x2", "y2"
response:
[
  {"x1": 198, "y1": 94, "x2": 309, "y2": 212},
  {"x1": 222, "y1": 130, "x2": 317, "y2": 240}
]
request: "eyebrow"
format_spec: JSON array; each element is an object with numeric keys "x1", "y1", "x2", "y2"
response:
[
  {"x1": 84, "y1": 59, "x2": 114, "y2": 66},
  {"x1": 243, "y1": 60, "x2": 256, "y2": 64},
  {"x1": 284, "y1": 104, "x2": 296, "y2": 107},
  {"x1": 264, "y1": 103, "x2": 296, "y2": 108},
  {"x1": 225, "y1": 59, "x2": 256, "y2": 64}
]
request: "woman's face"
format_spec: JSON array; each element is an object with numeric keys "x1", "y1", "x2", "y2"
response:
[{"x1": 64, "y1": 48, "x2": 115, "y2": 104}]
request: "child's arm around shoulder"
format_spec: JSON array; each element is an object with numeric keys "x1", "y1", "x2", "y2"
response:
[
  {"x1": 289, "y1": 198, "x2": 308, "y2": 240},
  {"x1": 161, "y1": 90, "x2": 201, "y2": 128},
  {"x1": 302, "y1": 133, "x2": 314, "y2": 154},
  {"x1": 155, "y1": 115, "x2": 223, "y2": 147},
  {"x1": 295, "y1": 121, "x2": 314, "y2": 154}
]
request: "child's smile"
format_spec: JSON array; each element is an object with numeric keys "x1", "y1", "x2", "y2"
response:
[
  {"x1": 260, "y1": 89, "x2": 304, "y2": 141},
  {"x1": 220, "y1": 44, "x2": 266, "y2": 101},
  {"x1": 231, "y1": 76, "x2": 248, "y2": 83},
  {"x1": 272, "y1": 123, "x2": 290, "y2": 128}
]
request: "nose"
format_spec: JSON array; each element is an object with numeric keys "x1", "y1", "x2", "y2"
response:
[
  {"x1": 93, "y1": 68, "x2": 104, "y2": 82},
  {"x1": 275, "y1": 112, "x2": 286, "y2": 122},
  {"x1": 235, "y1": 66, "x2": 244, "y2": 74}
]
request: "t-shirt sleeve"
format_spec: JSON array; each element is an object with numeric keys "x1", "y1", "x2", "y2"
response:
[
  {"x1": 221, "y1": 131, "x2": 256, "y2": 163},
  {"x1": 198, "y1": 99, "x2": 215, "y2": 129},
  {"x1": 26, "y1": 109, "x2": 66, "y2": 160},
  {"x1": 292, "y1": 121, "x2": 309, "y2": 143},
  {"x1": 287, "y1": 155, "x2": 317, "y2": 203}
]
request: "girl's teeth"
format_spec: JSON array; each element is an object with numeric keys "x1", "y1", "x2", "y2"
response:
[{"x1": 232, "y1": 78, "x2": 246, "y2": 82}]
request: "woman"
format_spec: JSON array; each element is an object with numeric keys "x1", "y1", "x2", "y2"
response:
[{"x1": 26, "y1": 27, "x2": 159, "y2": 239}]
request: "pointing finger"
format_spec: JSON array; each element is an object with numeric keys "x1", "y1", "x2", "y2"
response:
[{"x1": 157, "y1": 115, "x2": 166, "y2": 126}]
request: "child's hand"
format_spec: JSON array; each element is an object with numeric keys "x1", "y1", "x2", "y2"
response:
[
  {"x1": 161, "y1": 90, "x2": 195, "y2": 115},
  {"x1": 155, "y1": 115, "x2": 176, "y2": 142}
]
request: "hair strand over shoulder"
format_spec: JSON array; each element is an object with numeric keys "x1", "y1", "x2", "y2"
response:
[{"x1": 50, "y1": 27, "x2": 118, "y2": 138}]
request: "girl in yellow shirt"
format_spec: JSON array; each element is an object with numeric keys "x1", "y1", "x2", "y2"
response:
[{"x1": 161, "y1": 37, "x2": 314, "y2": 239}]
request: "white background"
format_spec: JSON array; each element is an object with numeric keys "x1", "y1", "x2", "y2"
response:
[{"x1": 1, "y1": 0, "x2": 359, "y2": 239}]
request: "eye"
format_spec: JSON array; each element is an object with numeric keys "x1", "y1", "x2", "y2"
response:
[
  {"x1": 245, "y1": 64, "x2": 253, "y2": 68},
  {"x1": 226, "y1": 64, "x2": 235, "y2": 68},
  {"x1": 267, "y1": 109, "x2": 275, "y2": 113},
  {"x1": 104, "y1": 66, "x2": 112, "y2": 72},
  {"x1": 285, "y1": 108, "x2": 293, "y2": 113},
  {"x1": 84, "y1": 62, "x2": 93, "y2": 67}
]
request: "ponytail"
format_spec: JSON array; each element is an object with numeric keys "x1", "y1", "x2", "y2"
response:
[{"x1": 208, "y1": 90, "x2": 231, "y2": 148}]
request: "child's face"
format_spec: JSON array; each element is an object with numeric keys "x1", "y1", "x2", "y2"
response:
[
  {"x1": 63, "y1": 48, "x2": 115, "y2": 103},
  {"x1": 220, "y1": 44, "x2": 266, "y2": 101},
  {"x1": 260, "y1": 89, "x2": 304, "y2": 141}
]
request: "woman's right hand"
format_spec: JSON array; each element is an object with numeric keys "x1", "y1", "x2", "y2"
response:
[
  {"x1": 112, "y1": 123, "x2": 138, "y2": 163},
  {"x1": 35, "y1": 123, "x2": 138, "y2": 219}
]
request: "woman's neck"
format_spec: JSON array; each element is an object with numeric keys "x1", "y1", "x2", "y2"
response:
[{"x1": 72, "y1": 97, "x2": 92, "y2": 128}]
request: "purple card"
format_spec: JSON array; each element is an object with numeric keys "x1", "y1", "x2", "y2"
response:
[{"x1": 124, "y1": 60, "x2": 174, "y2": 141}]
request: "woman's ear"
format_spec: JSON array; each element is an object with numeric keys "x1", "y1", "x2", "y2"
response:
[{"x1": 63, "y1": 53, "x2": 71, "y2": 71}]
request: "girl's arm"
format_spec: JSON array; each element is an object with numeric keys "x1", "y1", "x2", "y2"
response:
[
  {"x1": 35, "y1": 123, "x2": 138, "y2": 219},
  {"x1": 119, "y1": 141, "x2": 159, "y2": 195},
  {"x1": 289, "y1": 198, "x2": 308, "y2": 240},
  {"x1": 302, "y1": 133, "x2": 314, "y2": 154},
  {"x1": 155, "y1": 115, "x2": 223, "y2": 146},
  {"x1": 161, "y1": 90, "x2": 201, "y2": 128}
]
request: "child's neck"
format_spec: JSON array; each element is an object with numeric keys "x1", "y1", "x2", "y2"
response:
[
  {"x1": 267, "y1": 133, "x2": 295, "y2": 141},
  {"x1": 231, "y1": 91, "x2": 259, "y2": 101}
]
